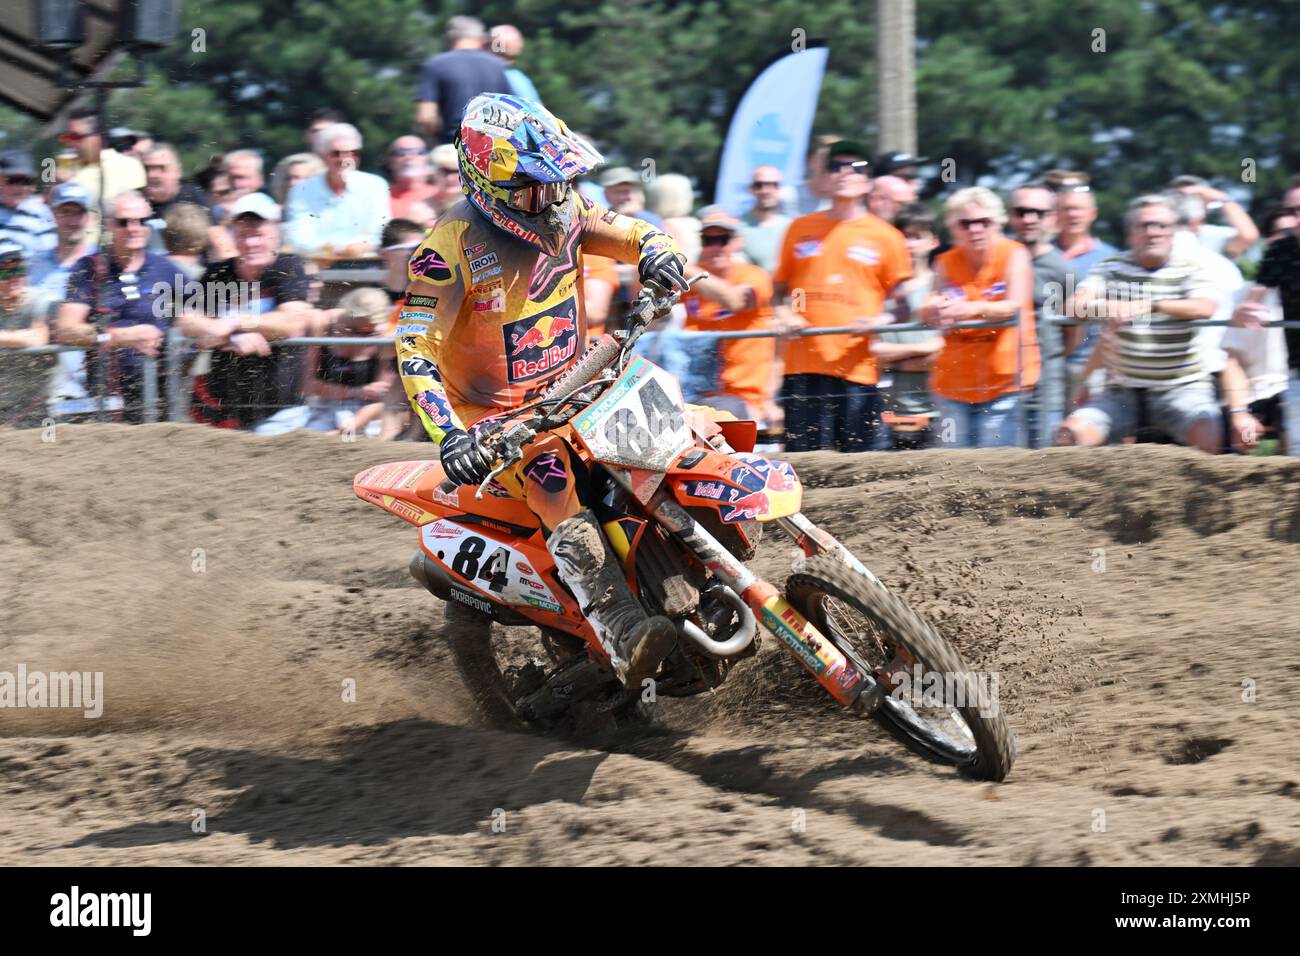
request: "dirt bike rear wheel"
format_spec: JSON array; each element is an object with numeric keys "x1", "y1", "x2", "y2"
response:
[
  {"x1": 785, "y1": 555, "x2": 1016, "y2": 781},
  {"x1": 441, "y1": 602, "x2": 519, "y2": 728}
]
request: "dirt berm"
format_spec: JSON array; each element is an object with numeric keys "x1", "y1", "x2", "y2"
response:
[{"x1": 1, "y1": 424, "x2": 1297, "y2": 865}]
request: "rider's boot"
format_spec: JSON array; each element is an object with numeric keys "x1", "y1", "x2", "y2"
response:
[{"x1": 546, "y1": 510, "x2": 676, "y2": 685}]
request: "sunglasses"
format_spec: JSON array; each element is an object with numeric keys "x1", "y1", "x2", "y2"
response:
[
  {"x1": 0, "y1": 176, "x2": 34, "y2": 187},
  {"x1": 958, "y1": 217, "x2": 995, "y2": 230},
  {"x1": 1056, "y1": 184, "x2": 1091, "y2": 193},
  {"x1": 1282, "y1": 205, "x2": 1300, "y2": 216},
  {"x1": 751, "y1": 180, "x2": 781, "y2": 189},
  {"x1": 389, "y1": 147, "x2": 425, "y2": 156},
  {"x1": 114, "y1": 217, "x2": 149, "y2": 227},
  {"x1": 58, "y1": 131, "x2": 95, "y2": 143},
  {"x1": 827, "y1": 158, "x2": 870, "y2": 175},
  {"x1": 0, "y1": 264, "x2": 27, "y2": 280},
  {"x1": 701, "y1": 233, "x2": 733, "y2": 246},
  {"x1": 1011, "y1": 207, "x2": 1052, "y2": 218}
]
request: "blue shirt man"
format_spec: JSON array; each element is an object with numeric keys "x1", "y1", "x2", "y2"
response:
[{"x1": 415, "y1": 18, "x2": 512, "y2": 146}]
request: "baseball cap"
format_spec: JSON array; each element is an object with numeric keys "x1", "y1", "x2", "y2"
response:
[
  {"x1": 873, "y1": 151, "x2": 928, "y2": 176},
  {"x1": 697, "y1": 204, "x2": 741, "y2": 233},
  {"x1": 0, "y1": 150, "x2": 36, "y2": 179},
  {"x1": 598, "y1": 166, "x2": 640, "y2": 188},
  {"x1": 48, "y1": 181, "x2": 92, "y2": 210},
  {"x1": 0, "y1": 238, "x2": 26, "y2": 270},
  {"x1": 826, "y1": 139, "x2": 873, "y2": 163},
  {"x1": 227, "y1": 192, "x2": 281, "y2": 222}
]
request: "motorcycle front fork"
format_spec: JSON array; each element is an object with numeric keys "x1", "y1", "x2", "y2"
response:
[
  {"x1": 773, "y1": 513, "x2": 881, "y2": 585},
  {"x1": 646, "y1": 491, "x2": 869, "y2": 708}
]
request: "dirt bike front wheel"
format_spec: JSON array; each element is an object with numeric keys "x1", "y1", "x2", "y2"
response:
[{"x1": 785, "y1": 555, "x2": 1016, "y2": 782}]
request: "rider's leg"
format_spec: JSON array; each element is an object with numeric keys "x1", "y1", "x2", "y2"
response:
[{"x1": 518, "y1": 434, "x2": 676, "y2": 685}]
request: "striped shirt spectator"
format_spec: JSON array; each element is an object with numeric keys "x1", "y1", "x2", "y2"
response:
[
  {"x1": 1079, "y1": 249, "x2": 1217, "y2": 388},
  {"x1": 1059, "y1": 194, "x2": 1221, "y2": 453}
]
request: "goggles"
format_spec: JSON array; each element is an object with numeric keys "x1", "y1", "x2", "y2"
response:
[{"x1": 508, "y1": 179, "x2": 569, "y2": 214}]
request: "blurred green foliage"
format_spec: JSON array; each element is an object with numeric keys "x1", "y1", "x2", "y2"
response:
[{"x1": 3, "y1": 0, "x2": 1296, "y2": 242}]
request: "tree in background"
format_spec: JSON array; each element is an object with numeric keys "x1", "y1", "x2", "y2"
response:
[{"x1": 4, "y1": 0, "x2": 1296, "y2": 244}]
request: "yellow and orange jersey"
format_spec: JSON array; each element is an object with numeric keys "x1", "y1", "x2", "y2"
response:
[
  {"x1": 396, "y1": 194, "x2": 679, "y2": 441},
  {"x1": 772, "y1": 210, "x2": 911, "y2": 386}
]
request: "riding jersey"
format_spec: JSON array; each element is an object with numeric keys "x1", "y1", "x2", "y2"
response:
[{"x1": 396, "y1": 194, "x2": 679, "y2": 441}]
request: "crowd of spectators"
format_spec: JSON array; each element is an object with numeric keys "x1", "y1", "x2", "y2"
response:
[{"x1": 1, "y1": 13, "x2": 1298, "y2": 459}]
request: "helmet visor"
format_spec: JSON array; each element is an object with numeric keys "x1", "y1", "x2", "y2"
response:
[{"x1": 508, "y1": 179, "x2": 570, "y2": 214}]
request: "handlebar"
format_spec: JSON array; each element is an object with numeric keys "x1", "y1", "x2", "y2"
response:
[{"x1": 437, "y1": 275, "x2": 704, "y2": 498}]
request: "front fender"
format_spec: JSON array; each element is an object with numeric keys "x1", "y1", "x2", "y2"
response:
[{"x1": 665, "y1": 448, "x2": 801, "y2": 522}]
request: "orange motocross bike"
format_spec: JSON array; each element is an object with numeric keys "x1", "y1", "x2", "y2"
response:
[{"x1": 356, "y1": 280, "x2": 1016, "y2": 781}]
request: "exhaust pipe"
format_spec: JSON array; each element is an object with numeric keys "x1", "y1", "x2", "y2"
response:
[{"x1": 677, "y1": 584, "x2": 756, "y2": 658}]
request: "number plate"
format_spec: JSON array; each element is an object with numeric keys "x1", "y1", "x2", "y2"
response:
[
  {"x1": 571, "y1": 357, "x2": 694, "y2": 471},
  {"x1": 421, "y1": 521, "x2": 565, "y2": 612}
]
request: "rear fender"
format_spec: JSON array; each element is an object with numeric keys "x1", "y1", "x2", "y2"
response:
[
  {"x1": 354, "y1": 460, "x2": 447, "y2": 525},
  {"x1": 665, "y1": 448, "x2": 801, "y2": 523},
  {"x1": 354, "y1": 459, "x2": 540, "y2": 532}
]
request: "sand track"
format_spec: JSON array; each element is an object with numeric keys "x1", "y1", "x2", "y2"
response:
[{"x1": 1, "y1": 425, "x2": 1297, "y2": 865}]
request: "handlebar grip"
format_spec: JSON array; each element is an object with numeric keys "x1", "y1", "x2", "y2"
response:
[{"x1": 438, "y1": 478, "x2": 459, "y2": 495}]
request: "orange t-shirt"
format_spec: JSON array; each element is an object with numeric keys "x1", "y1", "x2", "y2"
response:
[
  {"x1": 772, "y1": 210, "x2": 911, "y2": 386},
  {"x1": 582, "y1": 252, "x2": 619, "y2": 288},
  {"x1": 681, "y1": 262, "x2": 775, "y2": 406},
  {"x1": 930, "y1": 237, "x2": 1040, "y2": 403}
]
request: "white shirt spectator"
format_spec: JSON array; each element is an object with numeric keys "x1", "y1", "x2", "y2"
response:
[
  {"x1": 1221, "y1": 286, "x2": 1289, "y2": 402},
  {"x1": 1174, "y1": 230, "x2": 1243, "y2": 374},
  {"x1": 1196, "y1": 222, "x2": 1236, "y2": 257},
  {"x1": 284, "y1": 170, "x2": 391, "y2": 256}
]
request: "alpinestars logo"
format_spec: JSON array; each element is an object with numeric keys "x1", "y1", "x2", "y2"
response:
[{"x1": 410, "y1": 249, "x2": 453, "y2": 282}]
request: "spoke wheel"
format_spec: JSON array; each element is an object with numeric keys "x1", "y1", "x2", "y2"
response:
[{"x1": 786, "y1": 556, "x2": 1016, "y2": 781}]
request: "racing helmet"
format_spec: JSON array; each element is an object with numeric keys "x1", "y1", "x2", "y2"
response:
[{"x1": 456, "y1": 94, "x2": 603, "y2": 255}]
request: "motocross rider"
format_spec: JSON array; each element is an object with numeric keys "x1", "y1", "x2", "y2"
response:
[{"x1": 397, "y1": 94, "x2": 689, "y2": 686}]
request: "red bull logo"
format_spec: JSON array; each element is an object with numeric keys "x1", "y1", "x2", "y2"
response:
[
  {"x1": 765, "y1": 463, "x2": 797, "y2": 493},
  {"x1": 461, "y1": 127, "x2": 494, "y2": 175},
  {"x1": 724, "y1": 490, "x2": 770, "y2": 522},
  {"x1": 503, "y1": 302, "x2": 579, "y2": 385}
]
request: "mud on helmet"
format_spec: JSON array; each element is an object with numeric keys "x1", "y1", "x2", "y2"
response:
[{"x1": 456, "y1": 93, "x2": 603, "y2": 256}]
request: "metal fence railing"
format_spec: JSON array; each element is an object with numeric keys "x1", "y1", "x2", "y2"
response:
[
  {"x1": 13, "y1": 343, "x2": 159, "y2": 424},
  {"x1": 13, "y1": 316, "x2": 1295, "y2": 448}
]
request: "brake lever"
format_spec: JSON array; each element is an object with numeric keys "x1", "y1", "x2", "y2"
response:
[
  {"x1": 473, "y1": 456, "x2": 516, "y2": 500},
  {"x1": 471, "y1": 421, "x2": 537, "y2": 499}
]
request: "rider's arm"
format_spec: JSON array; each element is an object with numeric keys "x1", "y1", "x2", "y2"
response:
[
  {"x1": 396, "y1": 229, "x2": 465, "y2": 444},
  {"x1": 576, "y1": 194, "x2": 683, "y2": 267}
]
